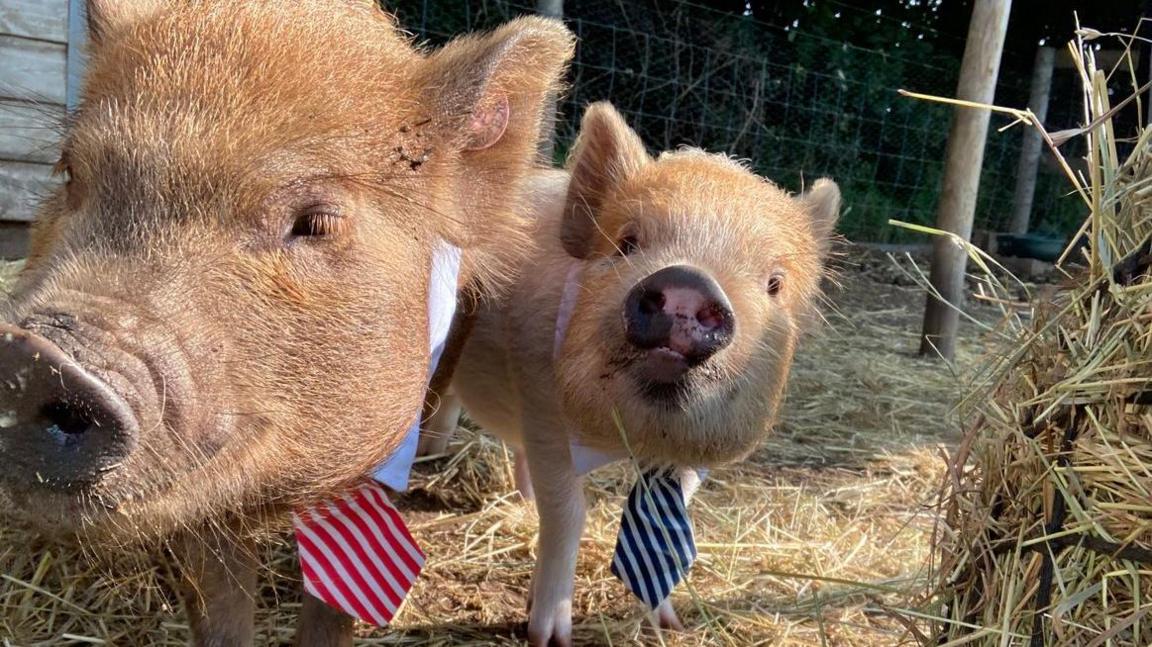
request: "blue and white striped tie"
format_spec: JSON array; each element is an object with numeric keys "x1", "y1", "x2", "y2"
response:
[{"x1": 610, "y1": 467, "x2": 698, "y2": 609}]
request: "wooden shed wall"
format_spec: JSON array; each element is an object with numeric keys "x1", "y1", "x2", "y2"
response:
[{"x1": 0, "y1": 0, "x2": 71, "y2": 257}]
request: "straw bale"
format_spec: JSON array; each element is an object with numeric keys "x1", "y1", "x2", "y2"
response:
[{"x1": 933, "y1": 32, "x2": 1152, "y2": 647}]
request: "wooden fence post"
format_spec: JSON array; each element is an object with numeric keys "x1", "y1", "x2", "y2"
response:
[
  {"x1": 1009, "y1": 45, "x2": 1056, "y2": 235},
  {"x1": 919, "y1": 0, "x2": 1012, "y2": 360}
]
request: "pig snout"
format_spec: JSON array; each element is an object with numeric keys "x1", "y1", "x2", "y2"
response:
[
  {"x1": 0, "y1": 322, "x2": 138, "y2": 492},
  {"x1": 623, "y1": 265, "x2": 735, "y2": 382}
]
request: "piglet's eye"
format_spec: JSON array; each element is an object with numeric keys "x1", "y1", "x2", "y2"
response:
[
  {"x1": 616, "y1": 234, "x2": 640, "y2": 256},
  {"x1": 290, "y1": 209, "x2": 346, "y2": 240},
  {"x1": 766, "y1": 274, "x2": 784, "y2": 296}
]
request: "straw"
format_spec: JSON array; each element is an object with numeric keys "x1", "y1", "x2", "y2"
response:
[{"x1": 929, "y1": 27, "x2": 1152, "y2": 647}]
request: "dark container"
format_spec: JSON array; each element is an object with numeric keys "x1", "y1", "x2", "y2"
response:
[{"x1": 996, "y1": 233, "x2": 1067, "y2": 263}]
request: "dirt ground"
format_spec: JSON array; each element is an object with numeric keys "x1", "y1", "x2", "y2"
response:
[{"x1": 0, "y1": 248, "x2": 987, "y2": 645}]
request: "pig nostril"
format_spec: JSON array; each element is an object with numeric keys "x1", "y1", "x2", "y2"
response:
[
  {"x1": 639, "y1": 290, "x2": 664, "y2": 315},
  {"x1": 41, "y1": 400, "x2": 94, "y2": 435},
  {"x1": 0, "y1": 324, "x2": 142, "y2": 491},
  {"x1": 698, "y1": 305, "x2": 726, "y2": 331}
]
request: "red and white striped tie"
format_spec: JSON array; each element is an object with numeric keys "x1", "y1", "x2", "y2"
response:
[{"x1": 292, "y1": 481, "x2": 425, "y2": 626}]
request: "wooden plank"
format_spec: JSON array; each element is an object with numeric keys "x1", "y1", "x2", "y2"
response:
[
  {"x1": 66, "y1": 0, "x2": 87, "y2": 111},
  {"x1": 0, "y1": 100, "x2": 63, "y2": 164},
  {"x1": 0, "y1": 160, "x2": 55, "y2": 222},
  {"x1": 0, "y1": 35, "x2": 66, "y2": 104},
  {"x1": 0, "y1": 0, "x2": 67, "y2": 43}
]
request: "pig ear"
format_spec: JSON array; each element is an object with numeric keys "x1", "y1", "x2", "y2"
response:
[
  {"x1": 560, "y1": 102, "x2": 649, "y2": 259},
  {"x1": 421, "y1": 17, "x2": 572, "y2": 293},
  {"x1": 86, "y1": 0, "x2": 165, "y2": 43},
  {"x1": 800, "y1": 178, "x2": 841, "y2": 253},
  {"x1": 428, "y1": 17, "x2": 574, "y2": 155}
]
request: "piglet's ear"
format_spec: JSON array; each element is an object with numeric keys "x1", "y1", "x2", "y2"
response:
[
  {"x1": 428, "y1": 17, "x2": 574, "y2": 156},
  {"x1": 423, "y1": 17, "x2": 573, "y2": 293},
  {"x1": 561, "y1": 102, "x2": 649, "y2": 259},
  {"x1": 800, "y1": 178, "x2": 841, "y2": 256},
  {"x1": 86, "y1": 0, "x2": 165, "y2": 43}
]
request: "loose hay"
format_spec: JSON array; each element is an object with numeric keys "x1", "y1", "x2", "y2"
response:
[
  {"x1": 0, "y1": 263, "x2": 20, "y2": 294},
  {"x1": 933, "y1": 32, "x2": 1152, "y2": 646}
]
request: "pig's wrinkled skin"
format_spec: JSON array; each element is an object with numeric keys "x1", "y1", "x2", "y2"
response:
[
  {"x1": 429, "y1": 103, "x2": 840, "y2": 645},
  {"x1": 0, "y1": 0, "x2": 572, "y2": 644}
]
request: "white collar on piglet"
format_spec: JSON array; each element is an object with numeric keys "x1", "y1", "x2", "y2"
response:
[
  {"x1": 372, "y1": 241, "x2": 462, "y2": 491},
  {"x1": 553, "y1": 260, "x2": 584, "y2": 361},
  {"x1": 553, "y1": 261, "x2": 628, "y2": 474}
]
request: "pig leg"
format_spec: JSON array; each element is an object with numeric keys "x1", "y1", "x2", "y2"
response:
[
  {"x1": 652, "y1": 467, "x2": 703, "y2": 632},
  {"x1": 416, "y1": 302, "x2": 476, "y2": 457},
  {"x1": 171, "y1": 529, "x2": 259, "y2": 647},
  {"x1": 513, "y1": 448, "x2": 535, "y2": 501},
  {"x1": 417, "y1": 390, "x2": 462, "y2": 456},
  {"x1": 522, "y1": 412, "x2": 585, "y2": 647},
  {"x1": 294, "y1": 592, "x2": 355, "y2": 647}
]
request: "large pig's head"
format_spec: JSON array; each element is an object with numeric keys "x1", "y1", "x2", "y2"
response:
[
  {"x1": 555, "y1": 103, "x2": 839, "y2": 466},
  {"x1": 0, "y1": 0, "x2": 572, "y2": 538}
]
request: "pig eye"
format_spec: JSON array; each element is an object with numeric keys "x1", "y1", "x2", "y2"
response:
[
  {"x1": 289, "y1": 208, "x2": 346, "y2": 240},
  {"x1": 766, "y1": 273, "x2": 784, "y2": 296},
  {"x1": 616, "y1": 234, "x2": 640, "y2": 256}
]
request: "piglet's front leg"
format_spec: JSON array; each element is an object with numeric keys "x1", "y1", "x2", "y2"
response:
[
  {"x1": 170, "y1": 527, "x2": 259, "y2": 647},
  {"x1": 294, "y1": 592, "x2": 355, "y2": 647},
  {"x1": 522, "y1": 411, "x2": 586, "y2": 647},
  {"x1": 418, "y1": 390, "x2": 463, "y2": 457}
]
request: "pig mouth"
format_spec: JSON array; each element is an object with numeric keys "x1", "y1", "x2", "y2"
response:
[{"x1": 617, "y1": 346, "x2": 726, "y2": 408}]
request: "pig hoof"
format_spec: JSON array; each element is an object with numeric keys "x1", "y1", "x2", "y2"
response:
[
  {"x1": 527, "y1": 602, "x2": 573, "y2": 647},
  {"x1": 654, "y1": 599, "x2": 685, "y2": 632}
]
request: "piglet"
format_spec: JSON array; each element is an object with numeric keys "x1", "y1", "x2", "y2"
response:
[{"x1": 431, "y1": 102, "x2": 840, "y2": 645}]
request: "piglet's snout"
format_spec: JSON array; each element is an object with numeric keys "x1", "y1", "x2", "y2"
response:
[
  {"x1": 0, "y1": 322, "x2": 139, "y2": 492},
  {"x1": 624, "y1": 265, "x2": 735, "y2": 373}
]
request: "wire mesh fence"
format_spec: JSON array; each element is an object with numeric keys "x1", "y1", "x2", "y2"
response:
[{"x1": 384, "y1": 0, "x2": 1087, "y2": 243}]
